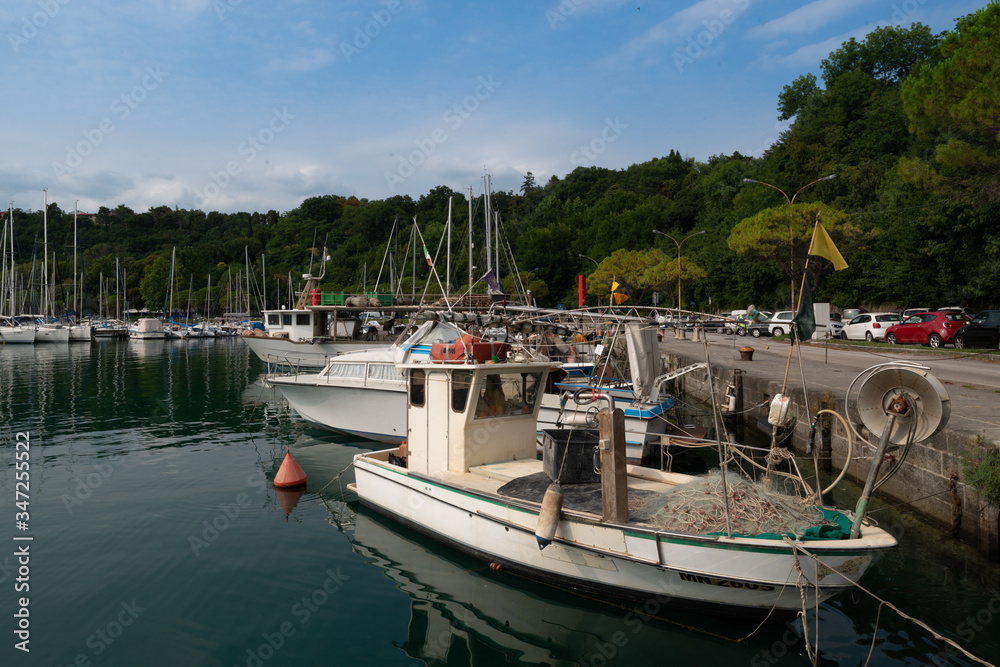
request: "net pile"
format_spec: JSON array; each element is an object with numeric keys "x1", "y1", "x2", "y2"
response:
[{"x1": 630, "y1": 471, "x2": 828, "y2": 537}]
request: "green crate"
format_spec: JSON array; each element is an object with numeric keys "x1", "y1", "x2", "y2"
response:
[
  {"x1": 365, "y1": 292, "x2": 393, "y2": 306},
  {"x1": 320, "y1": 292, "x2": 347, "y2": 306}
]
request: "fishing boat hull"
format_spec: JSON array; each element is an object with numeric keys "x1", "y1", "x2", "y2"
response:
[{"x1": 352, "y1": 454, "x2": 896, "y2": 620}]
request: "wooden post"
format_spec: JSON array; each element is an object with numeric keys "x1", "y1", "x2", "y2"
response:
[{"x1": 598, "y1": 408, "x2": 628, "y2": 523}]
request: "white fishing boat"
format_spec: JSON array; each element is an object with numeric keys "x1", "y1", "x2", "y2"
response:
[
  {"x1": 349, "y1": 357, "x2": 949, "y2": 619},
  {"x1": 241, "y1": 305, "x2": 391, "y2": 368}
]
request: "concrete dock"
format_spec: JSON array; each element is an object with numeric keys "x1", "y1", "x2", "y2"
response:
[{"x1": 655, "y1": 331, "x2": 1000, "y2": 558}]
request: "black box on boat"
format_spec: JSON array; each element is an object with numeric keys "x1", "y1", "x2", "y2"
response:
[{"x1": 541, "y1": 429, "x2": 600, "y2": 484}]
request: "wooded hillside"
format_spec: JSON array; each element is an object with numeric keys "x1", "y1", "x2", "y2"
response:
[{"x1": 7, "y1": 6, "x2": 998, "y2": 316}]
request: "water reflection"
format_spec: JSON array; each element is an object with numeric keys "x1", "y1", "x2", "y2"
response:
[
  {"x1": 0, "y1": 338, "x2": 256, "y2": 450},
  {"x1": 348, "y1": 509, "x2": 778, "y2": 666}
]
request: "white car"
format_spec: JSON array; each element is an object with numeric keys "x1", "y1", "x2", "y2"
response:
[
  {"x1": 766, "y1": 311, "x2": 795, "y2": 336},
  {"x1": 842, "y1": 312, "x2": 902, "y2": 341}
]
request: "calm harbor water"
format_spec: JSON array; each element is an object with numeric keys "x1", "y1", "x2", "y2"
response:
[{"x1": 1, "y1": 339, "x2": 998, "y2": 666}]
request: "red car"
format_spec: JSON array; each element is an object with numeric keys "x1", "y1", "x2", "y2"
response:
[{"x1": 885, "y1": 311, "x2": 970, "y2": 348}]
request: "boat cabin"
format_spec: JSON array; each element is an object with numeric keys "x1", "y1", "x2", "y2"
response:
[
  {"x1": 263, "y1": 307, "x2": 371, "y2": 341},
  {"x1": 400, "y1": 360, "x2": 553, "y2": 475}
]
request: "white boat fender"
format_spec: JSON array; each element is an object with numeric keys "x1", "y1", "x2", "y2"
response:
[
  {"x1": 768, "y1": 394, "x2": 790, "y2": 425},
  {"x1": 535, "y1": 482, "x2": 563, "y2": 550},
  {"x1": 724, "y1": 382, "x2": 737, "y2": 412}
]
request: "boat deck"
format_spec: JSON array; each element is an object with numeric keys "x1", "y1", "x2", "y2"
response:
[{"x1": 410, "y1": 456, "x2": 693, "y2": 522}]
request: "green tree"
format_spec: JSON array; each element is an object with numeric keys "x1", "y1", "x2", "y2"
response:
[
  {"x1": 728, "y1": 202, "x2": 857, "y2": 291},
  {"x1": 901, "y1": 2, "x2": 1000, "y2": 204},
  {"x1": 584, "y1": 249, "x2": 663, "y2": 304},
  {"x1": 520, "y1": 172, "x2": 538, "y2": 194},
  {"x1": 641, "y1": 256, "x2": 707, "y2": 309},
  {"x1": 138, "y1": 255, "x2": 171, "y2": 311},
  {"x1": 777, "y1": 73, "x2": 820, "y2": 121}
]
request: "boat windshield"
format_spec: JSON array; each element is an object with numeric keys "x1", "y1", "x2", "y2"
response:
[
  {"x1": 473, "y1": 371, "x2": 543, "y2": 419},
  {"x1": 409, "y1": 321, "x2": 464, "y2": 346}
]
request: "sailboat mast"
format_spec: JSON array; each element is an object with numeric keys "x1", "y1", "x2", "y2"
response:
[
  {"x1": 42, "y1": 189, "x2": 48, "y2": 318},
  {"x1": 9, "y1": 202, "x2": 13, "y2": 317},
  {"x1": 73, "y1": 201, "x2": 78, "y2": 319},
  {"x1": 468, "y1": 187, "x2": 473, "y2": 292},
  {"x1": 484, "y1": 174, "x2": 492, "y2": 279},
  {"x1": 244, "y1": 247, "x2": 250, "y2": 314},
  {"x1": 169, "y1": 246, "x2": 176, "y2": 322},
  {"x1": 446, "y1": 196, "x2": 452, "y2": 299},
  {"x1": 187, "y1": 274, "x2": 193, "y2": 325}
]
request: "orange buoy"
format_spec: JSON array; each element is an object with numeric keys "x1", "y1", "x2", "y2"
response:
[{"x1": 274, "y1": 447, "x2": 307, "y2": 488}]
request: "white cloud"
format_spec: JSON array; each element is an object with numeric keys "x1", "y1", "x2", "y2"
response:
[
  {"x1": 757, "y1": 21, "x2": 884, "y2": 70},
  {"x1": 747, "y1": 0, "x2": 871, "y2": 39},
  {"x1": 265, "y1": 48, "x2": 336, "y2": 72},
  {"x1": 610, "y1": 0, "x2": 755, "y2": 65}
]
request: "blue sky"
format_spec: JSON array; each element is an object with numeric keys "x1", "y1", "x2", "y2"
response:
[{"x1": 1, "y1": 0, "x2": 987, "y2": 215}]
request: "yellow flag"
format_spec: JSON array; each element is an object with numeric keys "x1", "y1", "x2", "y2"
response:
[
  {"x1": 808, "y1": 222, "x2": 848, "y2": 271},
  {"x1": 612, "y1": 292, "x2": 629, "y2": 304},
  {"x1": 611, "y1": 280, "x2": 620, "y2": 293}
]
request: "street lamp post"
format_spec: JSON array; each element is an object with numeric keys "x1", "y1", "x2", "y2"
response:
[
  {"x1": 652, "y1": 229, "x2": 706, "y2": 339},
  {"x1": 742, "y1": 175, "x2": 835, "y2": 306}
]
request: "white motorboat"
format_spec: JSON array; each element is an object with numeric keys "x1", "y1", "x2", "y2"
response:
[
  {"x1": 267, "y1": 319, "x2": 472, "y2": 442},
  {"x1": 129, "y1": 318, "x2": 171, "y2": 340},
  {"x1": 348, "y1": 357, "x2": 951, "y2": 620}
]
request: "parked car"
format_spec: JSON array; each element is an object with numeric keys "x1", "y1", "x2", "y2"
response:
[
  {"x1": 766, "y1": 311, "x2": 795, "y2": 336},
  {"x1": 749, "y1": 321, "x2": 772, "y2": 338},
  {"x1": 841, "y1": 312, "x2": 902, "y2": 341},
  {"x1": 885, "y1": 311, "x2": 970, "y2": 348},
  {"x1": 935, "y1": 306, "x2": 978, "y2": 319},
  {"x1": 828, "y1": 320, "x2": 844, "y2": 338},
  {"x1": 900, "y1": 307, "x2": 931, "y2": 320},
  {"x1": 701, "y1": 315, "x2": 733, "y2": 333},
  {"x1": 722, "y1": 310, "x2": 771, "y2": 335},
  {"x1": 953, "y1": 310, "x2": 1000, "y2": 350},
  {"x1": 841, "y1": 308, "x2": 868, "y2": 321}
]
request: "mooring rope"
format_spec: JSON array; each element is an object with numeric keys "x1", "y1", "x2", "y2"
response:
[
  {"x1": 316, "y1": 460, "x2": 356, "y2": 495},
  {"x1": 782, "y1": 539, "x2": 997, "y2": 667}
]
